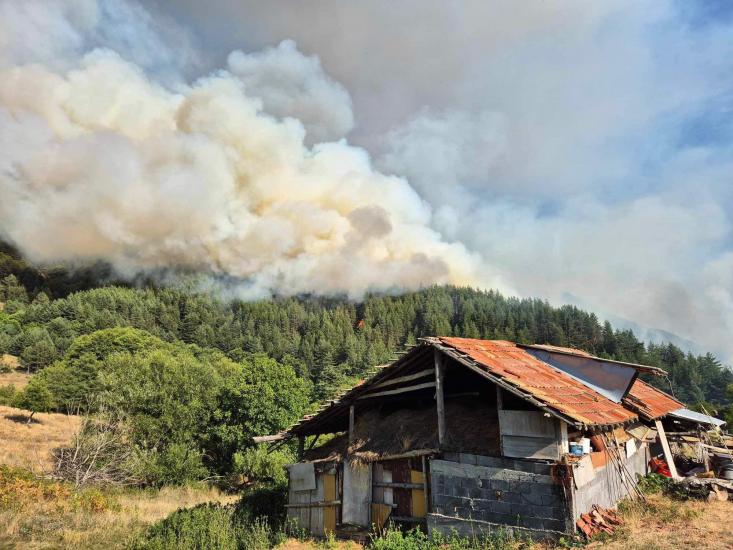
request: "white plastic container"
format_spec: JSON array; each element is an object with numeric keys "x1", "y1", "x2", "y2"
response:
[{"x1": 580, "y1": 437, "x2": 591, "y2": 455}]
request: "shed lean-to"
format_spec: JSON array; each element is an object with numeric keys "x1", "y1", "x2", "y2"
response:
[{"x1": 257, "y1": 337, "x2": 698, "y2": 540}]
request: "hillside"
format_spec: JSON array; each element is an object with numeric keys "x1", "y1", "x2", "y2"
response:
[{"x1": 1, "y1": 245, "x2": 732, "y2": 548}]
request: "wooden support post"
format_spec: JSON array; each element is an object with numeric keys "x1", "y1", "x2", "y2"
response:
[
  {"x1": 421, "y1": 455, "x2": 430, "y2": 516},
  {"x1": 558, "y1": 420, "x2": 569, "y2": 456},
  {"x1": 297, "y1": 436, "x2": 305, "y2": 461},
  {"x1": 434, "y1": 349, "x2": 446, "y2": 446},
  {"x1": 654, "y1": 419, "x2": 680, "y2": 479},
  {"x1": 496, "y1": 385, "x2": 504, "y2": 455},
  {"x1": 348, "y1": 405, "x2": 355, "y2": 446}
]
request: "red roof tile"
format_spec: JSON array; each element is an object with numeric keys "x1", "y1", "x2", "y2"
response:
[
  {"x1": 624, "y1": 379, "x2": 682, "y2": 420},
  {"x1": 437, "y1": 337, "x2": 638, "y2": 427}
]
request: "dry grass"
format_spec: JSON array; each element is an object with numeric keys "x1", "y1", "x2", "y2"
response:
[
  {"x1": 0, "y1": 354, "x2": 20, "y2": 370},
  {"x1": 599, "y1": 493, "x2": 733, "y2": 550},
  {"x1": 0, "y1": 405, "x2": 81, "y2": 473},
  {"x1": 0, "y1": 480, "x2": 238, "y2": 549}
]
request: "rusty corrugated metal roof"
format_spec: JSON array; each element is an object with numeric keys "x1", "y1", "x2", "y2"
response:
[
  {"x1": 436, "y1": 337, "x2": 638, "y2": 427},
  {"x1": 624, "y1": 379, "x2": 682, "y2": 420}
]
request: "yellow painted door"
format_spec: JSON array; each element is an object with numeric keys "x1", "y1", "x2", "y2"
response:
[
  {"x1": 410, "y1": 470, "x2": 426, "y2": 518},
  {"x1": 323, "y1": 473, "x2": 337, "y2": 534}
]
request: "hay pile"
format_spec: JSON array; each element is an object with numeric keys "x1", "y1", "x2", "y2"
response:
[{"x1": 306, "y1": 396, "x2": 500, "y2": 462}]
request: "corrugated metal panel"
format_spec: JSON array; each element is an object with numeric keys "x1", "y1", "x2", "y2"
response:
[
  {"x1": 623, "y1": 379, "x2": 682, "y2": 420},
  {"x1": 523, "y1": 347, "x2": 637, "y2": 403},
  {"x1": 437, "y1": 338, "x2": 638, "y2": 427},
  {"x1": 669, "y1": 407, "x2": 726, "y2": 427}
]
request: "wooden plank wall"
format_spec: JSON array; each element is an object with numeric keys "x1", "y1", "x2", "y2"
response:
[
  {"x1": 498, "y1": 409, "x2": 562, "y2": 460},
  {"x1": 287, "y1": 468, "x2": 338, "y2": 537}
]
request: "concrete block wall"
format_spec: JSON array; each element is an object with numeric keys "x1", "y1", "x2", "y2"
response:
[{"x1": 428, "y1": 453, "x2": 569, "y2": 538}]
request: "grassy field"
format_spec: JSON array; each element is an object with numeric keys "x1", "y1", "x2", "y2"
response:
[
  {"x1": 0, "y1": 404, "x2": 81, "y2": 473},
  {"x1": 0, "y1": 468, "x2": 239, "y2": 549}
]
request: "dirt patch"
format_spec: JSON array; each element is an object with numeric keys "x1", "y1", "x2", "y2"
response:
[{"x1": 0, "y1": 405, "x2": 81, "y2": 473}]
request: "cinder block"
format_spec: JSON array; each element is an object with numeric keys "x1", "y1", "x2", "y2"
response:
[
  {"x1": 549, "y1": 506, "x2": 566, "y2": 521},
  {"x1": 442, "y1": 452, "x2": 460, "y2": 463},
  {"x1": 459, "y1": 453, "x2": 478, "y2": 465},
  {"x1": 461, "y1": 477, "x2": 479, "y2": 489},
  {"x1": 491, "y1": 479, "x2": 509, "y2": 491},
  {"x1": 517, "y1": 516, "x2": 546, "y2": 531},
  {"x1": 512, "y1": 460, "x2": 535, "y2": 473},
  {"x1": 488, "y1": 500, "x2": 512, "y2": 515},
  {"x1": 536, "y1": 483, "x2": 561, "y2": 496},
  {"x1": 483, "y1": 511, "x2": 517, "y2": 526},
  {"x1": 542, "y1": 518, "x2": 566, "y2": 532}
]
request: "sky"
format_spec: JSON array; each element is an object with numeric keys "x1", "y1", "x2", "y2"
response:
[{"x1": 1, "y1": 1, "x2": 732, "y2": 361}]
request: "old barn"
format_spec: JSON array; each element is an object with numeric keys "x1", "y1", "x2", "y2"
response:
[{"x1": 256, "y1": 337, "x2": 698, "y2": 540}]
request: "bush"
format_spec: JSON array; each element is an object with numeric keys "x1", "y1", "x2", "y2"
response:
[
  {"x1": 235, "y1": 484, "x2": 288, "y2": 528},
  {"x1": 369, "y1": 526, "x2": 520, "y2": 550},
  {"x1": 138, "y1": 442, "x2": 209, "y2": 487},
  {"x1": 636, "y1": 473, "x2": 672, "y2": 495},
  {"x1": 0, "y1": 384, "x2": 18, "y2": 405},
  {"x1": 13, "y1": 377, "x2": 56, "y2": 422},
  {"x1": 134, "y1": 503, "x2": 280, "y2": 550},
  {"x1": 232, "y1": 445, "x2": 293, "y2": 486}
]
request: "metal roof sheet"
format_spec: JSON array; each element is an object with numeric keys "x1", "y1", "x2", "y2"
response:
[
  {"x1": 435, "y1": 337, "x2": 638, "y2": 427},
  {"x1": 669, "y1": 407, "x2": 726, "y2": 427},
  {"x1": 518, "y1": 344, "x2": 666, "y2": 375},
  {"x1": 623, "y1": 379, "x2": 682, "y2": 420}
]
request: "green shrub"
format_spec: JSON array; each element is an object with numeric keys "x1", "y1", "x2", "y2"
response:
[
  {"x1": 235, "y1": 484, "x2": 288, "y2": 528},
  {"x1": 636, "y1": 473, "x2": 672, "y2": 495},
  {"x1": 0, "y1": 384, "x2": 17, "y2": 405},
  {"x1": 232, "y1": 445, "x2": 293, "y2": 486},
  {"x1": 368, "y1": 526, "x2": 521, "y2": 550},
  {"x1": 13, "y1": 377, "x2": 56, "y2": 422},
  {"x1": 134, "y1": 503, "x2": 280, "y2": 550}
]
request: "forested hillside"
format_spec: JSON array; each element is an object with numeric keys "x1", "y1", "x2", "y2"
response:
[{"x1": 1, "y1": 246, "x2": 732, "y2": 486}]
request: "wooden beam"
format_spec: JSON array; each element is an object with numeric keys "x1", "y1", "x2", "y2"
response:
[
  {"x1": 297, "y1": 436, "x2": 305, "y2": 461},
  {"x1": 357, "y1": 381, "x2": 436, "y2": 400},
  {"x1": 434, "y1": 349, "x2": 446, "y2": 446},
  {"x1": 285, "y1": 500, "x2": 342, "y2": 509},
  {"x1": 496, "y1": 385, "x2": 503, "y2": 455},
  {"x1": 390, "y1": 516, "x2": 426, "y2": 523},
  {"x1": 253, "y1": 433, "x2": 289, "y2": 444},
  {"x1": 373, "y1": 482, "x2": 424, "y2": 489},
  {"x1": 361, "y1": 449, "x2": 438, "y2": 462},
  {"x1": 432, "y1": 341, "x2": 584, "y2": 429},
  {"x1": 369, "y1": 368, "x2": 434, "y2": 390},
  {"x1": 348, "y1": 405, "x2": 355, "y2": 446},
  {"x1": 654, "y1": 419, "x2": 680, "y2": 479},
  {"x1": 422, "y1": 455, "x2": 430, "y2": 517}
]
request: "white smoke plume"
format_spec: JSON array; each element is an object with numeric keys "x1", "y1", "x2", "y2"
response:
[{"x1": 0, "y1": 0, "x2": 486, "y2": 299}]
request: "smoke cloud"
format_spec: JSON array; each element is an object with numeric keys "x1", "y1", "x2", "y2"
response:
[
  {"x1": 2, "y1": 0, "x2": 733, "y2": 361},
  {"x1": 0, "y1": 0, "x2": 485, "y2": 299}
]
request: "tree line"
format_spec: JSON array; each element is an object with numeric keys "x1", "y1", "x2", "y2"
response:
[{"x1": 1, "y1": 248, "x2": 732, "y2": 486}]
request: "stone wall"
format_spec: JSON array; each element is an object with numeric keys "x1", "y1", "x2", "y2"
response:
[{"x1": 427, "y1": 453, "x2": 569, "y2": 539}]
